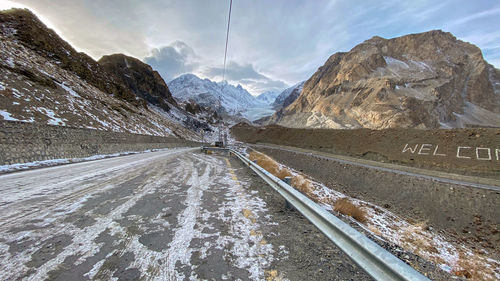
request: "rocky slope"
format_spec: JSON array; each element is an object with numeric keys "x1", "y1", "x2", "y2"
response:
[
  {"x1": 0, "y1": 8, "x2": 205, "y2": 140},
  {"x1": 0, "y1": 9, "x2": 141, "y2": 106},
  {"x1": 271, "y1": 30, "x2": 500, "y2": 129},
  {"x1": 98, "y1": 54, "x2": 178, "y2": 112}
]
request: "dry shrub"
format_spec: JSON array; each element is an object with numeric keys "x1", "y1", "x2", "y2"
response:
[
  {"x1": 276, "y1": 168, "x2": 292, "y2": 180},
  {"x1": 265, "y1": 270, "x2": 286, "y2": 281},
  {"x1": 291, "y1": 175, "x2": 316, "y2": 199},
  {"x1": 333, "y1": 198, "x2": 367, "y2": 223},
  {"x1": 368, "y1": 225, "x2": 382, "y2": 236},
  {"x1": 249, "y1": 151, "x2": 319, "y2": 200},
  {"x1": 453, "y1": 269, "x2": 472, "y2": 279},
  {"x1": 249, "y1": 151, "x2": 290, "y2": 180}
]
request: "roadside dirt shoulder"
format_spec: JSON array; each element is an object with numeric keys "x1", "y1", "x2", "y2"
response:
[{"x1": 249, "y1": 145, "x2": 500, "y2": 263}]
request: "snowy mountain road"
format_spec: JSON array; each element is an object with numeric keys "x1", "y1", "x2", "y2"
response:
[{"x1": 0, "y1": 148, "x2": 370, "y2": 281}]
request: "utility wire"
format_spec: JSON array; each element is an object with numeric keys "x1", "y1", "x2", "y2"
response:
[{"x1": 222, "y1": 0, "x2": 233, "y2": 82}]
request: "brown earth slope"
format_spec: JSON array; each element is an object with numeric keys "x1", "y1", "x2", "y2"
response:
[
  {"x1": 231, "y1": 123, "x2": 500, "y2": 179},
  {"x1": 270, "y1": 30, "x2": 500, "y2": 129},
  {"x1": 0, "y1": 9, "x2": 140, "y2": 106},
  {"x1": 0, "y1": 8, "x2": 201, "y2": 139}
]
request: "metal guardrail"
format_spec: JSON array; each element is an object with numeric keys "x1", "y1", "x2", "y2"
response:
[
  {"x1": 201, "y1": 146, "x2": 230, "y2": 155},
  {"x1": 229, "y1": 149, "x2": 430, "y2": 281},
  {"x1": 201, "y1": 146, "x2": 230, "y2": 152}
]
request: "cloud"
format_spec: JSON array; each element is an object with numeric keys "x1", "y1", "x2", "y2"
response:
[
  {"x1": 238, "y1": 78, "x2": 289, "y2": 95},
  {"x1": 451, "y1": 7, "x2": 500, "y2": 27},
  {"x1": 203, "y1": 62, "x2": 267, "y2": 81},
  {"x1": 143, "y1": 41, "x2": 288, "y2": 94},
  {"x1": 201, "y1": 62, "x2": 288, "y2": 94},
  {"x1": 482, "y1": 47, "x2": 500, "y2": 67},
  {"x1": 144, "y1": 41, "x2": 199, "y2": 82},
  {"x1": 8, "y1": 0, "x2": 500, "y2": 83}
]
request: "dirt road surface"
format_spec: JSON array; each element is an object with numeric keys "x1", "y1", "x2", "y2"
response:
[{"x1": 0, "y1": 148, "x2": 371, "y2": 280}]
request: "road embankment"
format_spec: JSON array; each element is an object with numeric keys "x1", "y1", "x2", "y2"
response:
[
  {"x1": 231, "y1": 123, "x2": 500, "y2": 179},
  {"x1": 250, "y1": 144, "x2": 500, "y2": 260}
]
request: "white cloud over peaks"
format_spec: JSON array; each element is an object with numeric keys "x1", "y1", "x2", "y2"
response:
[
  {"x1": 144, "y1": 41, "x2": 288, "y2": 95},
  {"x1": 144, "y1": 41, "x2": 200, "y2": 82},
  {"x1": 200, "y1": 62, "x2": 289, "y2": 95},
  {"x1": 7, "y1": 0, "x2": 500, "y2": 86}
]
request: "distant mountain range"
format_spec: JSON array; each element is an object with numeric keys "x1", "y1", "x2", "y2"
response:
[
  {"x1": 168, "y1": 74, "x2": 259, "y2": 115},
  {"x1": 3, "y1": 9, "x2": 498, "y2": 132},
  {"x1": 168, "y1": 74, "x2": 288, "y2": 121}
]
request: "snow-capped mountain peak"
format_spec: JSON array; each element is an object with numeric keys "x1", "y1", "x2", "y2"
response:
[{"x1": 168, "y1": 74, "x2": 261, "y2": 116}]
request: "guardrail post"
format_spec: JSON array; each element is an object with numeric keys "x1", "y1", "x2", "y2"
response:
[{"x1": 283, "y1": 176, "x2": 294, "y2": 211}]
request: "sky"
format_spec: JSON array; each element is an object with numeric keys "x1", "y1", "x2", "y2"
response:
[{"x1": 1, "y1": 0, "x2": 500, "y2": 95}]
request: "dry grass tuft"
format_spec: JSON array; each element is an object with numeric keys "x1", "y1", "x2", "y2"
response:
[
  {"x1": 249, "y1": 151, "x2": 317, "y2": 200},
  {"x1": 400, "y1": 221, "x2": 441, "y2": 257},
  {"x1": 249, "y1": 151, "x2": 290, "y2": 180},
  {"x1": 453, "y1": 249, "x2": 498, "y2": 281},
  {"x1": 276, "y1": 168, "x2": 292, "y2": 180},
  {"x1": 333, "y1": 198, "x2": 367, "y2": 223},
  {"x1": 367, "y1": 225, "x2": 382, "y2": 236},
  {"x1": 250, "y1": 151, "x2": 370, "y2": 222},
  {"x1": 291, "y1": 175, "x2": 317, "y2": 200}
]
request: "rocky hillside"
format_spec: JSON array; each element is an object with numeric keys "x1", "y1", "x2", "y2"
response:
[
  {"x1": 0, "y1": 8, "x2": 204, "y2": 140},
  {"x1": 98, "y1": 54, "x2": 178, "y2": 112},
  {"x1": 271, "y1": 30, "x2": 500, "y2": 129},
  {"x1": 0, "y1": 9, "x2": 140, "y2": 106}
]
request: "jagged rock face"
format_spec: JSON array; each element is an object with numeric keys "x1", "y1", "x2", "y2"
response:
[
  {"x1": 99, "y1": 54, "x2": 178, "y2": 112},
  {"x1": 272, "y1": 81, "x2": 305, "y2": 110},
  {"x1": 0, "y1": 9, "x2": 139, "y2": 106},
  {"x1": 275, "y1": 30, "x2": 500, "y2": 129},
  {"x1": 168, "y1": 74, "x2": 262, "y2": 118}
]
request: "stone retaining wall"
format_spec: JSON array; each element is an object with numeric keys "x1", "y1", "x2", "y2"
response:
[{"x1": 0, "y1": 121, "x2": 200, "y2": 165}]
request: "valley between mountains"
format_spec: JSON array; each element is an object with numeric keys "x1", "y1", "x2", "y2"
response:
[{"x1": 1, "y1": 7, "x2": 499, "y2": 281}]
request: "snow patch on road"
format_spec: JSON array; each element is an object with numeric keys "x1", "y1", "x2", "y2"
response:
[
  {"x1": 0, "y1": 110, "x2": 19, "y2": 121},
  {"x1": 215, "y1": 173, "x2": 275, "y2": 280},
  {"x1": 164, "y1": 159, "x2": 212, "y2": 280}
]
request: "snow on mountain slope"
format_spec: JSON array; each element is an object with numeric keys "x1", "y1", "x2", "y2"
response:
[
  {"x1": 168, "y1": 74, "x2": 276, "y2": 121},
  {"x1": 272, "y1": 81, "x2": 305, "y2": 109},
  {"x1": 256, "y1": 91, "x2": 280, "y2": 104}
]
